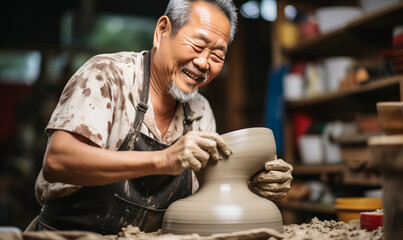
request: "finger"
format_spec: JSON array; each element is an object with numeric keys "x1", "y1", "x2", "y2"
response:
[
  {"x1": 185, "y1": 154, "x2": 203, "y2": 172},
  {"x1": 265, "y1": 159, "x2": 293, "y2": 172},
  {"x1": 200, "y1": 132, "x2": 232, "y2": 157},
  {"x1": 183, "y1": 132, "x2": 221, "y2": 161},
  {"x1": 190, "y1": 145, "x2": 210, "y2": 168},
  {"x1": 253, "y1": 170, "x2": 293, "y2": 183},
  {"x1": 251, "y1": 186, "x2": 287, "y2": 200},
  {"x1": 178, "y1": 149, "x2": 192, "y2": 169},
  {"x1": 253, "y1": 182, "x2": 291, "y2": 192},
  {"x1": 193, "y1": 137, "x2": 222, "y2": 161}
]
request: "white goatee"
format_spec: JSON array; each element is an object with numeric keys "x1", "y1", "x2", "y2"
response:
[{"x1": 168, "y1": 81, "x2": 198, "y2": 103}]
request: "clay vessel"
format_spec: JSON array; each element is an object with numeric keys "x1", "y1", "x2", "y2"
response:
[
  {"x1": 162, "y1": 127, "x2": 283, "y2": 235},
  {"x1": 376, "y1": 102, "x2": 403, "y2": 134}
]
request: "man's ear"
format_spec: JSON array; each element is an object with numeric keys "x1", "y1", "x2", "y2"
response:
[{"x1": 153, "y1": 16, "x2": 172, "y2": 48}]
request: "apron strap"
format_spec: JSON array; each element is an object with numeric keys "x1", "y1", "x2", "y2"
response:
[
  {"x1": 182, "y1": 102, "x2": 201, "y2": 134},
  {"x1": 125, "y1": 51, "x2": 151, "y2": 150},
  {"x1": 133, "y1": 51, "x2": 151, "y2": 133}
]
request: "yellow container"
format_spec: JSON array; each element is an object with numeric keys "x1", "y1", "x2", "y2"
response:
[{"x1": 335, "y1": 197, "x2": 382, "y2": 222}]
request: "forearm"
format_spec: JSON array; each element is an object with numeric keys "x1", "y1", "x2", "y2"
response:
[{"x1": 43, "y1": 130, "x2": 164, "y2": 186}]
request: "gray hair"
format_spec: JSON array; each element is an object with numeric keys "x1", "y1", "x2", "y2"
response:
[{"x1": 164, "y1": 0, "x2": 238, "y2": 44}]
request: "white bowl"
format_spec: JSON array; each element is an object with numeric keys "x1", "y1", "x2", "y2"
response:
[
  {"x1": 324, "y1": 56, "x2": 355, "y2": 91},
  {"x1": 299, "y1": 135, "x2": 324, "y2": 165},
  {"x1": 316, "y1": 7, "x2": 362, "y2": 34},
  {"x1": 359, "y1": 0, "x2": 401, "y2": 14},
  {"x1": 283, "y1": 73, "x2": 304, "y2": 100}
]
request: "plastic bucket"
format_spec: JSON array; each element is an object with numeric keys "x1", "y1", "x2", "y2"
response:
[{"x1": 335, "y1": 197, "x2": 382, "y2": 222}]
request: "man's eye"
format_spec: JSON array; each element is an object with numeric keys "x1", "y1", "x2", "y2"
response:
[
  {"x1": 211, "y1": 53, "x2": 224, "y2": 62},
  {"x1": 194, "y1": 45, "x2": 204, "y2": 52},
  {"x1": 212, "y1": 53, "x2": 224, "y2": 61}
]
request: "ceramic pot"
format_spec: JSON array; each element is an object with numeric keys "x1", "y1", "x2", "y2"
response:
[
  {"x1": 162, "y1": 127, "x2": 283, "y2": 235},
  {"x1": 377, "y1": 102, "x2": 403, "y2": 135}
]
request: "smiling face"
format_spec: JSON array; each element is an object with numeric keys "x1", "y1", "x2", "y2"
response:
[{"x1": 152, "y1": 1, "x2": 231, "y2": 102}]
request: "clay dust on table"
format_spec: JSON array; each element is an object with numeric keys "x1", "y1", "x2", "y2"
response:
[
  {"x1": 104, "y1": 217, "x2": 384, "y2": 240},
  {"x1": 283, "y1": 217, "x2": 383, "y2": 240}
]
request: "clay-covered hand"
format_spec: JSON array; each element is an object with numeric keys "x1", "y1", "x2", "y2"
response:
[
  {"x1": 249, "y1": 156, "x2": 293, "y2": 201},
  {"x1": 161, "y1": 131, "x2": 232, "y2": 175}
]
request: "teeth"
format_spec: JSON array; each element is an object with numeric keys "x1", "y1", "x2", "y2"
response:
[{"x1": 183, "y1": 69, "x2": 200, "y2": 80}]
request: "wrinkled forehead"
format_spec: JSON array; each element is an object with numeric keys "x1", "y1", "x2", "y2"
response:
[{"x1": 187, "y1": 1, "x2": 231, "y2": 43}]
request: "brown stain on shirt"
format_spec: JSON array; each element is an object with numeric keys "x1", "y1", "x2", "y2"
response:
[
  {"x1": 83, "y1": 88, "x2": 91, "y2": 97},
  {"x1": 96, "y1": 74, "x2": 103, "y2": 81},
  {"x1": 74, "y1": 124, "x2": 103, "y2": 144},
  {"x1": 59, "y1": 73, "x2": 81, "y2": 105},
  {"x1": 60, "y1": 120, "x2": 71, "y2": 128},
  {"x1": 116, "y1": 138, "x2": 123, "y2": 149},
  {"x1": 108, "y1": 121, "x2": 112, "y2": 135},
  {"x1": 100, "y1": 84, "x2": 111, "y2": 99}
]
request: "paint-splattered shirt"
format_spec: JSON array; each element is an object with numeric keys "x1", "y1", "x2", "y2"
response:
[{"x1": 35, "y1": 51, "x2": 216, "y2": 205}]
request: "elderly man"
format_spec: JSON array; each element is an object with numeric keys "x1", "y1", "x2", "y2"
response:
[{"x1": 30, "y1": 0, "x2": 292, "y2": 235}]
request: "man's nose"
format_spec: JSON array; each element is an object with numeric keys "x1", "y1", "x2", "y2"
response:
[{"x1": 193, "y1": 50, "x2": 210, "y2": 70}]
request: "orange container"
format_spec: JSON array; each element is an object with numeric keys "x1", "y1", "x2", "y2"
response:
[{"x1": 335, "y1": 197, "x2": 382, "y2": 222}]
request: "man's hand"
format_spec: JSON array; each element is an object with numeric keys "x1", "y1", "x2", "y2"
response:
[
  {"x1": 249, "y1": 156, "x2": 293, "y2": 201},
  {"x1": 160, "y1": 131, "x2": 232, "y2": 175}
]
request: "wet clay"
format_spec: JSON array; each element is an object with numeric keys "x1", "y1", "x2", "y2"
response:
[
  {"x1": 101, "y1": 218, "x2": 384, "y2": 240},
  {"x1": 106, "y1": 225, "x2": 283, "y2": 240},
  {"x1": 284, "y1": 217, "x2": 383, "y2": 240},
  {"x1": 162, "y1": 128, "x2": 283, "y2": 236},
  {"x1": 20, "y1": 218, "x2": 384, "y2": 240}
]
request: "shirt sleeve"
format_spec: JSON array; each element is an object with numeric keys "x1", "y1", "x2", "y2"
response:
[{"x1": 45, "y1": 54, "x2": 121, "y2": 148}]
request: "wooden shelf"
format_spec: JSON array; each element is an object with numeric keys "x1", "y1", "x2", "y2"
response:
[
  {"x1": 284, "y1": 2, "x2": 403, "y2": 59},
  {"x1": 286, "y1": 75, "x2": 403, "y2": 108},
  {"x1": 293, "y1": 165, "x2": 382, "y2": 186},
  {"x1": 278, "y1": 200, "x2": 336, "y2": 215},
  {"x1": 284, "y1": 28, "x2": 362, "y2": 59},
  {"x1": 275, "y1": 1, "x2": 400, "y2": 224},
  {"x1": 293, "y1": 164, "x2": 344, "y2": 175},
  {"x1": 347, "y1": 2, "x2": 403, "y2": 44}
]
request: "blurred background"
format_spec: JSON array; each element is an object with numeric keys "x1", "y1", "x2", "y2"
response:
[
  {"x1": 1, "y1": 0, "x2": 402, "y2": 230},
  {"x1": 0, "y1": 0, "x2": 275, "y2": 229}
]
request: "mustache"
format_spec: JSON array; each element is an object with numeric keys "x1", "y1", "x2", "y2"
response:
[{"x1": 180, "y1": 65, "x2": 209, "y2": 83}]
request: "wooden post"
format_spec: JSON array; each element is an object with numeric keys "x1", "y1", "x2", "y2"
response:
[{"x1": 225, "y1": 19, "x2": 246, "y2": 131}]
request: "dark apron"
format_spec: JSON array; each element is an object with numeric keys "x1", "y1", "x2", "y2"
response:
[{"x1": 37, "y1": 51, "x2": 197, "y2": 235}]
